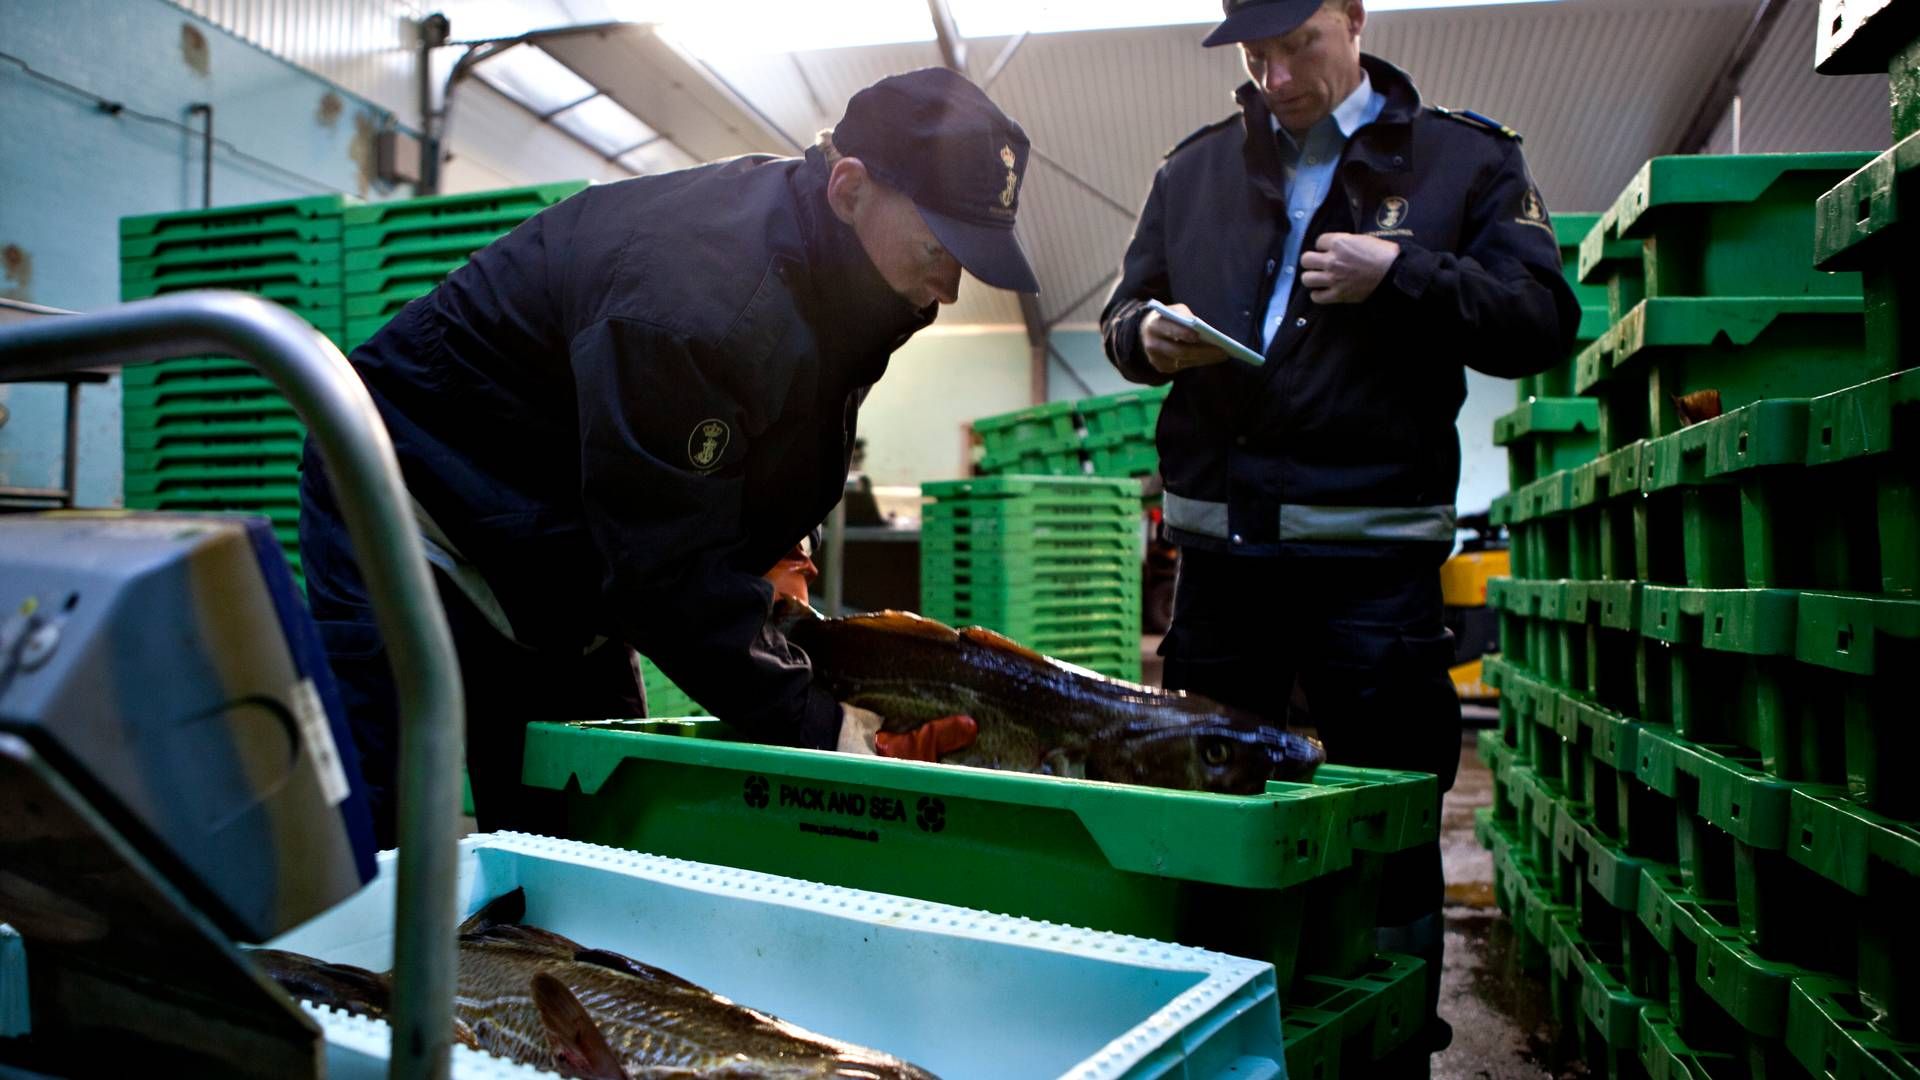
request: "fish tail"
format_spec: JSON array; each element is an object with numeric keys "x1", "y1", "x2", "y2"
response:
[{"x1": 457, "y1": 887, "x2": 527, "y2": 935}]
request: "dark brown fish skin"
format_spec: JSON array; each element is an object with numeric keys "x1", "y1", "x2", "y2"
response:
[
  {"x1": 253, "y1": 890, "x2": 939, "y2": 1080},
  {"x1": 777, "y1": 598, "x2": 1324, "y2": 793}
]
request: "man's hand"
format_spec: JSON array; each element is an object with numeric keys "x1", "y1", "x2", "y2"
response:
[
  {"x1": 876, "y1": 716, "x2": 977, "y2": 762},
  {"x1": 1141, "y1": 302, "x2": 1229, "y2": 374},
  {"x1": 836, "y1": 705, "x2": 978, "y2": 762},
  {"x1": 1300, "y1": 233, "x2": 1400, "y2": 304}
]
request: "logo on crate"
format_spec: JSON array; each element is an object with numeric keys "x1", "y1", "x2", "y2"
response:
[
  {"x1": 915, "y1": 796, "x2": 947, "y2": 833},
  {"x1": 688, "y1": 419, "x2": 730, "y2": 472},
  {"x1": 742, "y1": 774, "x2": 770, "y2": 809}
]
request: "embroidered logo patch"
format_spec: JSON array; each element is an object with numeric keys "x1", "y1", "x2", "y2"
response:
[
  {"x1": 1515, "y1": 187, "x2": 1553, "y2": 233},
  {"x1": 688, "y1": 418, "x2": 730, "y2": 471},
  {"x1": 1377, "y1": 196, "x2": 1410, "y2": 230}
]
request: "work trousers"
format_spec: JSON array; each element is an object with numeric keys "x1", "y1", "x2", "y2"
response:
[{"x1": 1160, "y1": 546, "x2": 1462, "y2": 1062}]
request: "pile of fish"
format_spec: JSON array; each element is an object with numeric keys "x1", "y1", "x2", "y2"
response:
[
  {"x1": 775, "y1": 598, "x2": 1324, "y2": 794},
  {"x1": 253, "y1": 888, "x2": 938, "y2": 1079}
]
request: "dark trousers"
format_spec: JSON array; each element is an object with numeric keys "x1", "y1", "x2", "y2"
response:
[
  {"x1": 1160, "y1": 546, "x2": 1461, "y2": 1053},
  {"x1": 300, "y1": 473, "x2": 642, "y2": 849}
]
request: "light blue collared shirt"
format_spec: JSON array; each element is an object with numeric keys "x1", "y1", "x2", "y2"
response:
[{"x1": 1259, "y1": 74, "x2": 1387, "y2": 353}]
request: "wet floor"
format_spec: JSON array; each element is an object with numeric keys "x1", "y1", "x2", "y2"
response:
[{"x1": 1433, "y1": 726, "x2": 1582, "y2": 1080}]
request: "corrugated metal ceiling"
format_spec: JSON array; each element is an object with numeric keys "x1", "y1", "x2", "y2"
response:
[{"x1": 185, "y1": 0, "x2": 1890, "y2": 328}]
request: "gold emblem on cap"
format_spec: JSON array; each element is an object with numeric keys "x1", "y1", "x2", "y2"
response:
[{"x1": 999, "y1": 143, "x2": 1019, "y2": 209}]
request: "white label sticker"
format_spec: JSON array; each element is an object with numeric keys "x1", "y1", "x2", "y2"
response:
[{"x1": 291, "y1": 677, "x2": 352, "y2": 807}]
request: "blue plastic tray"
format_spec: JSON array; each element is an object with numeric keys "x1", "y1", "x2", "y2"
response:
[{"x1": 266, "y1": 832, "x2": 1290, "y2": 1079}]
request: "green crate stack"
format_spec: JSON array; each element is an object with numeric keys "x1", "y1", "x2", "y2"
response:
[
  {"x1": 1496, "y1": 214, "x2": 1611, "y2": 489},
  {"x1": 920, "y1": 475, "x2": 1144, "y2": 681},
  {"x1": 1479, "y1": 137, "x2": 1920, "y2": 1078},
  {"x1": 523, "y1": 718, "x2": 1440, "y2": 1077},
  {"x1": 340, "y1": 181, "x2": 587, "y2": 349},
  {"x1": 120, "y1": 194, "x2": 356, "y2": 583},
  {"x1": 636, "y1": 655, "x2": 705, "y2": 719},
  {"x1": 971, "y1": 400, "x2": 1085, "y2": 476}
]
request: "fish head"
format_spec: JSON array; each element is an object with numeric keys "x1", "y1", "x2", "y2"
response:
[{"x1": 1089, "y1": 719, "x2": 1326, "y2": 794}]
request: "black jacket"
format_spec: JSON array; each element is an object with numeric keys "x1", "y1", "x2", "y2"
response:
[
  {"x1": 1101, "y1": 56, "x2": 1578, "y2": 555},
  {"x1": 320, "y1": 149, "x2": 929, "y2": 749}
]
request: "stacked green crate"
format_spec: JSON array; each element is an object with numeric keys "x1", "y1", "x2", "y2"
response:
[
  {"x1": 972, "y1": 400, "x2": 1084, "y2": 476},
  {"x1": 920, "y1": 475, "x2": 1144, "y2": 681},
  {"x1": 637, "y1": 655, "x2": 704, "y2": 719},
  {"x1": 120, "y1": 194, "x2": 353, "y2": 582},
  {"x1": 341, "y1": 181, "x2": 587, "y2": 349},
  {"x1": 1079, "y1": 384, "x2": 1169, "y2": 479},
  {"x1": 1495, "y1": 213, "x2": 1607, "y2": 489},
  {"x1": 1480, "y1": 143, "x2": 1920, "y2": 1077}
]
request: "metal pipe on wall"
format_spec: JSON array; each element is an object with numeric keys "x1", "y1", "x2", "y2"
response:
[{"x1": 188, "y1": 103, "x2": 213, "y2": 208}]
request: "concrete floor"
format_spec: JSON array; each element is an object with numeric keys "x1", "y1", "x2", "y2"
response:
[{"x1": 1433, "y1": 727, "x2": 1582, "y2": 1080}]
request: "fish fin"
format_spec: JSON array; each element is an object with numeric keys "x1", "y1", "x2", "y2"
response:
[
  {"x1": 839, "y1": 610, "x2": 961, "y2": 643},
  {"x1": 957, "y1": 626, "x2": 1049, "y2": 665},
  {"x1": 1041, "y1": 747, "x2": 1087, "y2": 780},
  {"x1": 456, "y1": 887, "x2": 526, "y2": 935},
  {"x1": 571, "y1": 947, "x2": 704, "y2": 991},
  {"x1": 250, "y1": 949, "x2": 391, "y2": 1018},
  {"x1": 530, "y1": 972, "x2": 631, "y2": 1080}
]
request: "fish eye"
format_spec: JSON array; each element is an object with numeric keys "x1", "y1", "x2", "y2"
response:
[{"x1": 1202, "y1": 739, "x2": 1232, "y2": 766}]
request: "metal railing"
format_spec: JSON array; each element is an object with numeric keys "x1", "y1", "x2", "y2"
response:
[{"x1": 0, "y1": 290, "x2": 463, "y2": 1080}]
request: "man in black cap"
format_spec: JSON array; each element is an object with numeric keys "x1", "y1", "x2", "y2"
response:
[
  {"x1": 1100, "y1": 0, "x2": 1578, "y2": 1070},
  {"x1": 301, "y1": 67, "x2": 1030, "y2": 846}
]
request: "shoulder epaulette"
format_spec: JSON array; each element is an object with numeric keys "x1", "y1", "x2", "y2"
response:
[
  {"x1": 1430, "y1": 105, "x2": 1523, "y2": 142},
  {"x1": 1164, "y1": 115, "x2": 1239, "y2": 159}
]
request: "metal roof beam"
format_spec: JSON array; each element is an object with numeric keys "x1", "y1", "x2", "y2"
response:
[{"x1": 1672, "y1": 0, "x2": 1790, "y2": 154}]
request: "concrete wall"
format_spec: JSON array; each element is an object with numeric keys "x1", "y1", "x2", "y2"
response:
[{"x1": 0, "y1": 0, "x2": 409, "y2": 506}]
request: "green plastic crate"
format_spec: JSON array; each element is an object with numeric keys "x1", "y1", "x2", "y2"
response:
[
  {"x1": 636, "y1": 655, "x2": 703, "y2": 719},
  {"x1": 1581, "y1": 297, "x2": 1875, "y2": 449},
  {"x1": 522, "y1": 719, "x2": 1438, "y2": 994},
  {"x1": 341, "y1": 256, "x2": 469, "y2": 297},
  {"x1": 1084, "y1": 431, "x2": 1160, "y2": 478},
  {"x1": 977, "y1": 437, "x2": 1087, "y2": 477},
  {"x1": 119, "y1": 259, "x2": 343, "y2": 297},
  {"x1": 1604, "y1": 153, "x2": 1873, "y2": 303},
  {"x1": 970, "y1": 400, "x2": 1081, "y2": 458},
  {"x1": 924, "y1": 475, "x2": 1140, "y2": 501},
  {"x1": 121, "y1": 235, "x2": 340, "y2": 277},
  {"x1": 1803, "y1": 367, "x2": 1920, "y2": 598},
  {"x1": 1495, "y1": 397, "x2": 1600, "y2": 487},
  {"x1": 121, "y1": 193, "x2": 349, "y2": 239},
  {"x1": 1076, "y1": 385, "x2": 1170, "y2": 439},
  {"x1": 1281, "y1": 952, "x2": 1426, "y2": 1079},
  {"x1": 1788, "y1": 973, "x2": 1920, "y2": 1078},
  {"x1": 341, "y1": 181, "x2": 585, "y2": 237}
]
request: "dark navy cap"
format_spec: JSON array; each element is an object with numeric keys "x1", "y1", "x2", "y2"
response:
[
  {"x1": 1202, "y1": 0, "x2": 1325, "y2": 47},
  {"x1": 832, "y1": 67, "x2": 1040, "y2": 294}
]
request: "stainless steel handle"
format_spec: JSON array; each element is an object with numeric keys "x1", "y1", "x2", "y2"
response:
[{"x1": 0, "y1": 290, "x2": 462, "y2": 1080}]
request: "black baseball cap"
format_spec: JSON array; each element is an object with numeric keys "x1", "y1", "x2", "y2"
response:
[
  {"x1": 1202, "y1": 0, "x2": 1325, "y2": 47},
  {"x1": 832, "y1": 68, "x2": 1040, "y2": 295}
]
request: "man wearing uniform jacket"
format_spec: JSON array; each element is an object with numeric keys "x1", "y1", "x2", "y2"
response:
[
  {"x1": 302, "y1": 68, "x2": 1031, "y2": 847},
  {"x1": 1100, "y1": 0, "x2": 1578, "y2": 1067}
]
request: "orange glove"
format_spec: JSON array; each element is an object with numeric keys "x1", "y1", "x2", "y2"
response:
[{"x1": 875, "y1": 716, "x2": 978, "y2": 762}]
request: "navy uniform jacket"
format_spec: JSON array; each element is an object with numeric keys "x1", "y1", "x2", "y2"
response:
[
  {"x1": 310, "y1": 148, "x2": 929, "y2": 749},
  {"x1": 1101, "y1": 55, "x2": 1579, "y2": 555}
]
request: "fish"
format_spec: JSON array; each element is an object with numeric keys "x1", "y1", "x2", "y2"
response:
[
  {"x1": 775, "y1": 597, "x2": 1324, "y2": 793},
  {"x1": 253, "y1": 888, "x2": 939, "y2": 1080},
  {"x1": 1674, "y1": 389, "x2": 1723, "y2": 426}
]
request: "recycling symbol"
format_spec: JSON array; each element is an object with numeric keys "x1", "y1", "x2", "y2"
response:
[
  {"x1": 915, "y1": 795, "x2": 946, "y2": 833},
  {"x1": 742, "y1": 774, "x2": 769, "y2": 810}
]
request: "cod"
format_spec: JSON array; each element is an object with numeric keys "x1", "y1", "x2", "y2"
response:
[{"x1": 776, "y1": 598, "x2": 1323, "y2": 794}]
